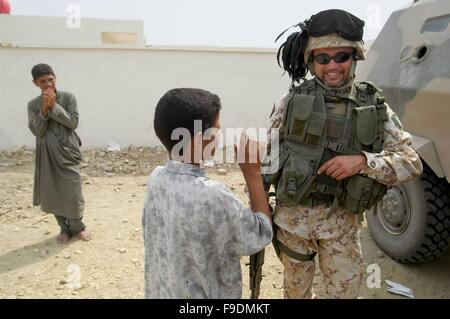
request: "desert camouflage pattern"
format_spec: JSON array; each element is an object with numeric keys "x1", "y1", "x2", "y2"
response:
[
  {"x1": 304, "y1": 33, "x2": 366, "y2": 63},
  {"x1": 360, "y1": 106, "x2": 423, "y2": 186},
  {"x1": 276, "y1": 205, "x2": 363, "y2": 299},
  {"x1": 357, "y1": 0, "x2": 450, "y2": 181},
  {"x1": 266, "y1": 92, "x2": 289, "y2": 157},
  {"x1": 142, "y1": 160, "x2": 272, "y2": 299}
]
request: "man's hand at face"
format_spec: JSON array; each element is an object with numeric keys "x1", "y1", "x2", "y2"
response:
[
  {"x1": 42, "y1": 88, "x2": 56, "y2": 110},
  {"x1": 41, "y1": 94, "x2": 51, "y2": 117},
  {"x1": 317, "y1": 154, "x2": 367, "y2": 181}
]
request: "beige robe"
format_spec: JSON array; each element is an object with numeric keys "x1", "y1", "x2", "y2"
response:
[{"x1": 27, "y1": 90, "x2": 84, "y2": 219}]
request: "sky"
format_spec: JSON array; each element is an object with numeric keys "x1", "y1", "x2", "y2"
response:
[{"x1": 8, "y1": 0, "x2": 413, "y2": 47}]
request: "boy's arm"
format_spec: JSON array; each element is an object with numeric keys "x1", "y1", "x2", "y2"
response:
[
  {"x1": 237, "y1": 138, "x2": 272, "y2": 224},
  {"x1": 28, "y1": 100, "x2": 48, "y2": 138},
  {"x1": 48, "y1": 93, "x2": 80, "y2": 130},
  {"x1": 215, "y1": 185, "x2": 272, "y2": 257},
  {"x1": 242, "y1": 170, "x2": 272, "y2": 224},
  {"x1": 211, "y1": 137, "x2": 272, "y2": 257}
]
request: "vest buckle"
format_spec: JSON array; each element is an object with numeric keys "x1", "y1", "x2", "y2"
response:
[{"x1": 287, "y1": 178, "x2": 297, "y2": 195}]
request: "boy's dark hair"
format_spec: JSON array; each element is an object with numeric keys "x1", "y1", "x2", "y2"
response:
[
  {"x1": 154, "y1": 88, "x2": 221, "y2": 153},
  {"x1": 31, "y1": 64, "x2": 55, "y2": 80}
]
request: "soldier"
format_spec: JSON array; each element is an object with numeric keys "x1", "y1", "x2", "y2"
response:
[{"x1": 263, "y1": 9, "x2": 423, "y2": 298}]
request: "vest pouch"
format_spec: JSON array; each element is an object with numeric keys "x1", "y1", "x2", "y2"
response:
[
  {"x1": 262, "y1": 142, "x2": 289, "y2": 187},
  {"x1": 276, "y1": 155, "x2": 315, "y2": 205},
  {"x1": 305, "y1": 111, "x2": 326, "y2": 145},
  {"x1": 342, "y1": 175, "x2": 379, "y2": 215},
  {"x1": 287, "y1": 94, "x2": 315, "y2": 142},
  {"x1": 353, "y1": 105, "x2": 377, "y2": 146}
]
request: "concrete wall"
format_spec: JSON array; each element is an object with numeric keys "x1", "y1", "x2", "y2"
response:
[
  {"x1": 0, "y1": 14, "x2": 146, "y2": 47},
  {"x1": 0, "y1": 45, "x2": 290, "y2": 150}
]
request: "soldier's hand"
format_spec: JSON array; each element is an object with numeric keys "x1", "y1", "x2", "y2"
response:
[{"x1": 317, "y1": 154, "x2": 367, "y2": 181}]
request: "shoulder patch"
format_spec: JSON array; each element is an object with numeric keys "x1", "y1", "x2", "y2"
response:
[{"x1": 359, "y1": 81, "x2": 383, "y2": 94}]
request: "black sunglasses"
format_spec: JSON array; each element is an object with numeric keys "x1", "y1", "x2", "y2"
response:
[{"x1": 313, "y1": 51, "x2": 354, "y2": 65}]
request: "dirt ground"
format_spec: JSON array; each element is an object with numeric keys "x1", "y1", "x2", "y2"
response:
[{"x1": 0, "y1": 147, "x2": 449, "y2": 299}]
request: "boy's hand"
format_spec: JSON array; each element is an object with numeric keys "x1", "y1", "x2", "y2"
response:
[
  {"x1": 42, "y1": 88, "x2": 56, "y2": 110},
  {"x1": 234, "y1": 134, "x2": 265, "y2": 177},
  {"x1": 41, "y1": 95, "x2": 50, "y2": 117}
]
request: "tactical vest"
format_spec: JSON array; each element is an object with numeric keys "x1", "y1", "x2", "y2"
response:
[{"x1": 264, "y1": 78, "x2": 388, "y2": 215}]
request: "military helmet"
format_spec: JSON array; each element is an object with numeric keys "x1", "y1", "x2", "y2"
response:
[
  {"x1": 276, "y1": 9, "x2": 366, "y2": 82},
  {"x1": 304, "y1": 32, "x2": 366, "y2": 64}
]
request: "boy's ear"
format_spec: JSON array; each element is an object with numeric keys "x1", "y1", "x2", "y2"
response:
[{"x1": 32, "y1": 80, "x2": 37, "y2": 87}]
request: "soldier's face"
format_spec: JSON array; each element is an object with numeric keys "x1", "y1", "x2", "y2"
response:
[
  {"x1": 313, "y1": 47, "x2": 354, "y2": 87},
  {"x1": 33, "y1": 74, "x2": 56, "y2": 92}
]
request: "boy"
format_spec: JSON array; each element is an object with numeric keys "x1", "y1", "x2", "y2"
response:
[
  {"x1": 27, "y1": 63, "x2": 90, "y2": 244},
  {"x1": 142, "y1": 88, "x2": 272, "y2": 298}
]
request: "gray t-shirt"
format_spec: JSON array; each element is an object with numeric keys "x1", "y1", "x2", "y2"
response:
[{"x1": 142, "y1": 160, "x2": 272, "y2": 299}]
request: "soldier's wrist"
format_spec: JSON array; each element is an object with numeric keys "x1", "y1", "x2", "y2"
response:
[{"x1": 359, "y1": 153, "x2": 368, "y2": 171}]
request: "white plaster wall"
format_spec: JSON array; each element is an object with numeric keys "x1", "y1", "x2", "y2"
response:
[{"x1": 0, "y1": 46, "x2": 290, "y2": 150}]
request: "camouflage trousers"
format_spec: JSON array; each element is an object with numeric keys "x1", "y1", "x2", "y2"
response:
[{"x1": 274, "y1": 203, "x2": 364, "y2": 299}]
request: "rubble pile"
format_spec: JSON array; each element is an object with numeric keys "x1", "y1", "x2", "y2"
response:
[
  {"x1": 0, "y1": 145, "x2": 239, "y2": 177},
  {"x1": 0, "y1": 146, "x2": 34, "y2": 167},
  {"x1": 81, "y1": 146, "x2": 168, "y2": 177}
]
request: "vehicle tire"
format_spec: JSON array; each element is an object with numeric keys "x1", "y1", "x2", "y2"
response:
[{"x1": 366, "y1": 164, "x2": 450, "y2": 263}]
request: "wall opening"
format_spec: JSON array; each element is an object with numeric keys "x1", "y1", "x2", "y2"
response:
[{"x1": 101, "y1": 32, "x2": 138, "y2": 45}]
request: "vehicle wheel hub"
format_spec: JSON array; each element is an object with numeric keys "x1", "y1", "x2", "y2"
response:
[{"x1": 377, "y1": 187, "x2": 410, "y2": 235}]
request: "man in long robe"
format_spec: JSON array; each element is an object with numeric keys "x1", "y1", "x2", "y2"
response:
[{"x1": 27, "y1": 63, "x2": 91, "y2": 244}]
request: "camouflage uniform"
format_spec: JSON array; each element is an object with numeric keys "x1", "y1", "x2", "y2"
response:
[{"x1": 268, "y1": 89, "x2": 423, "y2": 299}]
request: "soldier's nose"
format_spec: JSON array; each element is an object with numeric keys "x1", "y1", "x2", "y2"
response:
[{"x1": 326, "y1": 60, "x2": 340, "y2": 69}]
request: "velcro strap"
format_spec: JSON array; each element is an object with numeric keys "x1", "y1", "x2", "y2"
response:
[
  {"x1": 324, "y1": 140, "x2": 345, "y2": 153},
  {"x1": 311, "y1": 182, "x2": 336, "y2": 195}
]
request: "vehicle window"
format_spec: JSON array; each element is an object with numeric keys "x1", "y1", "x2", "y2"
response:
[{"x1": 421, "y1": 15, "x2": 450, "y2": 33}]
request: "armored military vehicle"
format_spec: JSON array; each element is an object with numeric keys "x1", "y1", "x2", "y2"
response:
[{"x1": 358, "y1": 0, "x2": 450, "y2": 263}]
